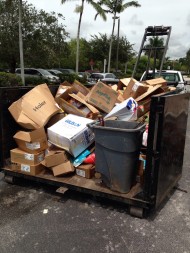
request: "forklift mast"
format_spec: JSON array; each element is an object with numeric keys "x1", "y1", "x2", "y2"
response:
[{"x1": 132, "y1": 26, "x2": 172, "y2": 80}]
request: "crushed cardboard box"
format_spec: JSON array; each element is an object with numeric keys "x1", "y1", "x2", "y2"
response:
[
  {"x1": 56, "y1": 87, "x2": 99, "y2": 119},
  {"x1": 51, "y1": 161, "x2": 75, "y2": 176},
  {"x1": 123, "y1": 78, "x2": 149, "y2": 100},
  {"x1": 41, "y1": 150, "x2": 68, "y2": 167},
  {"x1": 8, "y1": 83, "x2": 61, "y2": 130},
  {"x1": 13, "y1": 127, "x2": 48, "y2": 154},
  {"x1": 47, "y1": 114, "x2": 95, "y2": 158}
]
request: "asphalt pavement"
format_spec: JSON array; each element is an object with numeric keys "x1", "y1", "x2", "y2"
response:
[{"x1": 0, "y1": 93, "x2": 190, "y2": 253}]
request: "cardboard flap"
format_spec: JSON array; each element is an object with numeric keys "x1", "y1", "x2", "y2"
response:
[
  {"x1": 69, "y1": 93, "x2": 99, "y2": 114},
  {"x1": 72, "y1": 80, "x2": 89, "y2": 95},
  {"x1": 145, "y1": 77, "x2": 167, "y2": 86},
  {"x1": 135, "y1": 84, "x2": 162, "y2": 102}
]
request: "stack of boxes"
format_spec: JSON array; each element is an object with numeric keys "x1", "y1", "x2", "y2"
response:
[{"x1": 10, "y1": 128, "x2": 48, "y2": 176}]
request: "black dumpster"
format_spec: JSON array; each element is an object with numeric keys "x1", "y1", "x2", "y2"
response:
[{"x1": 0, "y1": 85, "x2": 189, "y2": 218}]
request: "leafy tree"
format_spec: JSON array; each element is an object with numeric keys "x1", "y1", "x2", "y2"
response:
[
  {"x1": 144, "y1": 36, "x2": 165, "y2": 69},
  {"x1": 96, "y1": 0, "x2": 141, "y2": 72},
  {"x1": 61, "y1": 0, "x2": 106, "y2": 73},
  {"x1": 89, "y1": 33, "x2": 135, "y2": 71},
  {"x1": 186, "y1": 49, "x2": 190, "y2": 74},
  {"x1": 0, "y1": 0, "x2": 69, "y2": 72}
]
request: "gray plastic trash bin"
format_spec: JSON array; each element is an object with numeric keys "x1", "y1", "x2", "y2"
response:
[{"x1": 89, "y1": 120, "x2": 145, "y2": 193}]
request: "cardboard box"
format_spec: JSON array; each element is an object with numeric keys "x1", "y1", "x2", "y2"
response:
[
  {"x1": 135, "y1": 84, "x2": 163, "y2": 102},
  {"x1": 76, "y1": 164, "x2": 95, "y2": 179},
  {"x1": 123, "y1": 78, "x2": 149, "y2": 100},
  {"x1": 11, "y1": 148, "x2": 45, "y2": 165},
  {"x1": 13, "y1": 127, "x2": 48, "y2": 154},
  {"x1": 72, "y1": 80, "x2": 89, "y2": 96},
  {"x1": 8, "y1": 83, "x2": 61, "y2": 130},
  {"x1": 41, "y1": 150, "x2": 67, "y2": 167},
  {"x1": 117, "y1": 78, "x2": 131, "y2": 90},
  {"x1": 144, "y1": 77, "x2": 167, "y2": 87},
  {"x1": 57, "y1": 89, "x2": 99, "y2": 119},
  {"x1": 47, "y1": 114, "x2": 95, "y2": 157},
  {"x1": 85, "y1": 81, "x2": 118, "y2": 113},
  {"x1": 55, "y1": 80, "x2": 89, "y2": 100},
  {"x1": 11, "y1": 162, "x2": 44, "y2": 176},
  {"x1": 51, "y1": 161, "x2": 75, "y2": 176}
]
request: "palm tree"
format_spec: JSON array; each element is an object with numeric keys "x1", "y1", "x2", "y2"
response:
[
  {"x1": 97, "y1": 0, "x2": 140, "y2": 72},
  {"x1": 144, "y1": 36, "x2": 165, "y2": 70},
  {"x1": 61, "y1": 0, "x2": 106, "y2": 73}
]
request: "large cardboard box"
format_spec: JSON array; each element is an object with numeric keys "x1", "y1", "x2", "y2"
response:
[
  {"x1": 57, "y1": 89, "x2": 99, "y2": 119},
  {"x1": 13, "y1": 127, "x2": 48, "y2": 154},
  {"x1": 8, "y1": 83, "x2": 60, "y2": 130},
  {"x1": 123, "y1": 78, "x2": 149, "y2": 100},
  {"x1": 41, "y1": 150, "x2": 68, "y2": 167},
  {"x1": 11, "y1": 148, "x2": 45, "y2": 165},
  {"x1": 11, "y1": 162, "x2": 44, "y2": 176},
  {"x1": 47, "y1": 114, "x2": 95, "y2": 157},
  {"x1": 85, "y1": 82, "x2": 118, "y2": 113}
]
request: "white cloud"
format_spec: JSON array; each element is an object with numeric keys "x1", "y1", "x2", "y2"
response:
[{"x1": 27, "y1": 0, "x2": 190, "y2": 58}]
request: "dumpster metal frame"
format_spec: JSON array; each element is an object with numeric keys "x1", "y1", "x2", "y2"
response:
[{"x1": 0, "y1": 86, "x2": 189, "y2": 218}]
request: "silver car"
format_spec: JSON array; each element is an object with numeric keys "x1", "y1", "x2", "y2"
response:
[
  {"x1": 87, "y1": 72, "x2": 119, "y2": 86},
  {"x1": 15, "y1": 68, "x2": 60, "y2": 83}
]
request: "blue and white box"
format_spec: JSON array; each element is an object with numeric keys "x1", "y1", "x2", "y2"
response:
[{"x1": 47, "y1": 114, "x2": 95, "y2": 157}]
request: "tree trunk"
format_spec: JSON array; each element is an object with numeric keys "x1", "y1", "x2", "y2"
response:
[
  {"x1": 19, "y1": 0, "x2": 25, "y2": 85},
  {"x1": 107, "y1": 12, "x2": 117, "y2": 73},
  {"x1": 76, "y1": 0, "x2": 84, "y2": 74}
]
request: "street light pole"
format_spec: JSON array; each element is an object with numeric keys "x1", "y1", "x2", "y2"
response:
[
  {"x1": 19, "y1": 0, "x2": 25, "y2": 85},
  {"x1": 116, "y1": 17, "x2": 120, "y2": 72}
]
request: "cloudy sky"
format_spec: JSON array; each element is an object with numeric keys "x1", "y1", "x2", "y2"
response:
[{"x1": 28, "y1": 0, "x2": 190, "y2": 59}]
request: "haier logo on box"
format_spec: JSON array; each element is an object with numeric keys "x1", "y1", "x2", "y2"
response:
[{"x1": 65, "y1": 119, "x2": 81, "y2": 127}]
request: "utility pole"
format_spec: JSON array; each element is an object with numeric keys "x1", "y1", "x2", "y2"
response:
[
  {"x1": 19, "y1": 0, "x2": 25, "y2": 85},
  {"x1": 116, "y1": 17, "x2": 120, "y2": 72}
]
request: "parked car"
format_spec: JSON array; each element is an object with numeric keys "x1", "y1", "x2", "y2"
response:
[
  {"x1": 15, "y1": 68, "x2": 60, "y2": 83},
  {"x1": 140, "y1": 70, "x2": 187, "y2": 90},
  {"x1": 47, "y1": 69, "x2": 62, "y2": 76},
  {"x1": 55, "y1": 68, "x2": 76, "y2": 74},
  {"x1": 87, "y1": 72, "x2": 119, "y2": 86}
]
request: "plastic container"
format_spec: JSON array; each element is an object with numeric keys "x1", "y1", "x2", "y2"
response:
[{"x1": 88, "y1": 120, "x2": 145, "y2": 193}]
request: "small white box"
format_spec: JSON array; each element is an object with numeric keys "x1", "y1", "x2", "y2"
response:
[{"x1": 47, "y1": 114, "x2": 94, "y2": 157}]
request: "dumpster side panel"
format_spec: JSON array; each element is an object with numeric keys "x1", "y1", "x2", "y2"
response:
[
  {"x1": 156, "y1": 94, "x2": 189, "y2": 207},
  {"x1": 144, "y1": 92, "x2": 189, "y2": 209}
]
